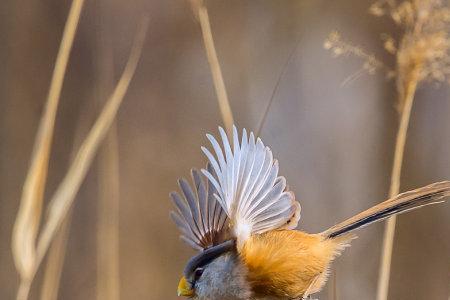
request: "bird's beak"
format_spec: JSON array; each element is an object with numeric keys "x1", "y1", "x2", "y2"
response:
[{"x1": 177, "y1": 276, "x2": 194, "y2": 297}]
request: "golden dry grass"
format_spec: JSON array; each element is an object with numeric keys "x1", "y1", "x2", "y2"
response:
[
  {"x1": 8, "y1": 1, "x2": 449, "y2": 299},
  {"x1": 40, "y1": 99, "x2": 96, "y2": 300},
  {"x1": 96, "y1": 123, "x2": 121, "y2": 300},
  {"x1": 95, "y1": 4, "x2": 121, "y2": 299},
  {"x1": 11, "y1": 0, "x2": 148, "y2": 296},
  {"x1": 324, "y1": 1, "x2": 450, "y2": 299},
  {"x1": 189, "y1": 0, "x2": 234, "y2": 136},
  {"x1": 12, "y1": 0, "x2": 86, "y2": 298}
]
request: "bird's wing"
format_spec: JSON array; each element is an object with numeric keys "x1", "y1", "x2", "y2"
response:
[
  {"x1": 201, "y1": 126, "x2": 301, "y2": 249},
  {"x1": 171, "y1": 167, "x2": 230, "y2": 251}
]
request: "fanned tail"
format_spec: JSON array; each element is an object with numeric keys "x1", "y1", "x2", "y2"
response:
[{"x1": 321, "y1": 181, "x2": 450, "y2": 239}]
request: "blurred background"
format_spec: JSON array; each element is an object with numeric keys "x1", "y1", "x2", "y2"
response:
[{"x1": 1, "y1": 0, "x2": 449, "y2": 299}]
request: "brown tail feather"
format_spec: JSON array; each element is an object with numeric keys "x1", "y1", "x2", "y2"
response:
[{"x1": 321, "y1": 181, "x2": 450, "y2": 239}]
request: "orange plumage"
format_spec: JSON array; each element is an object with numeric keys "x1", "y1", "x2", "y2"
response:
[
  {"x1": 172, "y1": 128, "x2": 450, "y2": 299},
  {"x1": 240, "y1": 230, "x2": 353, "y2": 298}
]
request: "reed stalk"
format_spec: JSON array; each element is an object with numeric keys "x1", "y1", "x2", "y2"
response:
[
  {"x1": 39, "y1": 214, "x2": 72, "y2": 300},
  {"x1": 40, "y1": 98, "x2": 96, "y2": 300},
  {"x1": 324, "y1": 2, "x2": 450, "y2": 298},
  {"x1": 13, "y1": 0, "x2": 85, "y2": 298},
  {"x1": 191, "y1": 0, "x2": 234, "y2": 135},
  {"x1": 95, "y1": 3, "x2": 120, "y2": 299},
  {"x1": 14, "y1": 15, "x2": 147, "y2": 300},
  {"x1": 96, "y1": 127, "x2": 120, "y2": 300},
  {"x1": 377, "y1": 68, "x2": 419, "y2": 300},
  {"x1": 256, "y1": 38, "x2": 301, "y2": 136},
  {"x1": 34, "y1": 16, "x2": 147, "y2": 280},
  {"x1": 328, "y1": 269, "x2": 337, "y2": 300}
]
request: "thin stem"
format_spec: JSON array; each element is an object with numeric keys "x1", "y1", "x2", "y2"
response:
[
  {"x1": 17, "y1": 280, "x2": 31, "y2": 300},
  {"x1": 97, "y1": 127, "x2": 120, "y2": 300},
  {"x1": 256, "y1": 38, "x2": 300, "y2": 137},
  {"x1": 13, "y1": 0, "x2": 85, "y2": 298},
  {"x1": 376, "y1": 70, "x2": 419, "y2": 300},
  {"x1": 197, "y1": 4, "x2": 234, "y2": 136},
  {"x1": 328, "y1": 268, "x2": 337, "y2": 300},
  {"x1": 39, "y1": 215, "x2": 72, "y2": 300},
  {"x1": 16, "y1": 18, "x2": 148, "y2": 300},
  {"x1": 40, "y1": 100, "x2": 93, "y2": 300},
  {"x1": 35, "y1": 16, "x2": 147, "y2": 273},
  {"x1": 95, "y1": 2, "x2": 120, "y2": 300}
]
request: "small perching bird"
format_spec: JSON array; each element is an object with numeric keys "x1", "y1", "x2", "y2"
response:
[{"x1": 170, "y1": 126, "x2": 450, "y2": 300}]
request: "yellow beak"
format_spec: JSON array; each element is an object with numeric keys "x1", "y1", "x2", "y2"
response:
[{"x1": 177, "y1": 276, "x2": 194, "y2": 297}]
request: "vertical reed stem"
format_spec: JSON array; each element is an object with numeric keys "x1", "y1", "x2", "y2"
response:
[
  {"x1": 39, "y1": 215, "x2": 72, "y2": 300},
  {"x1": 95, "y1": 3, "x2": 120, "y2": 299},
  {"x1": 97, "y1": 126, "x2": 120, "y2": 300},
  {"x1": 15, "y1": 18, "x2": 147, "y2": 300},
  {"x1": 17, "y1": 280, "x2": 31, "y2": 300},
  {"x1": 377, "y1": 70, "x2": 419, "y2": 300},
  {"x1": 256, "y1": 38, "x2": 301, "y2": 137},
  {"x1": 34, "y1": 17, "x2": 147, "y2": 275},
  {"x1": 329, "y1": 269, "x2": 337, "y2": 300},
  {"x1": 40, "y1": 103, "x2": 92, "y2": 300},
  {"x1": 13, "y1": 0, "x2": 85, "y2": 298},
  {"x1": 196, "y1": 3, "x2": 234, "y2": 135}
]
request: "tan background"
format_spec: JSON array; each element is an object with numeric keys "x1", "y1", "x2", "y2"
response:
[{"x1": 1, "y1": 0, "x2": 449, "y2": 299}]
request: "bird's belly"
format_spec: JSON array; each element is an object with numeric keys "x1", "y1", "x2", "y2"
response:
[{"x1": 240, "y1": 230, "x2": 339, "y2": 298}]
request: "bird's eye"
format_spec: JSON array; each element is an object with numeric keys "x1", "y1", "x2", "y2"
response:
[{"x1": 194, "y1": 268, "x2": 204, "y2": 281}]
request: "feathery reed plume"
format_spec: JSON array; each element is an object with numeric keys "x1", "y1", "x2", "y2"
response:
[
  {"x1": 324, "y1": 31, "x2": 395, "y2": 82},
  {"x1": 12, "y1": 0, "x2": 86, "y2": 298},
  {"x1": 324, "y1": 1, "x2": 450, "y2": 299},
  {"x1": 95, "y1": 3, "x2": 120, "y2": 300},
  {"x1": 189, "y1": 0, "x2": 234, "y2": 135},
  {"x1": 12, "y1": 15, "x2": 148, "y2": 300}
]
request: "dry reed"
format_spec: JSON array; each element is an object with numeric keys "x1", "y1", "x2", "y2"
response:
[
  {"x1": 324, "y1": 1, "x2": 450, "y2": 299},
  {"x1": 189, "y1": 0, "x2": 303, "y2": 139},
  {"x1": 40, "y1": 95, "x2": 97, "y2": 300},
  {"x1": 34, "y1": 17, "x2": 146, "y2": 295},
  {"x1": 95, "y1": 3, "x2": 120, "y2": 299},
  {"x1": 256, "y1": 38, "x2": 302, "y2": 137},
  {"x1": 189, "y1": 0, "x2": 234, "y2": 136},
  {"x1": 12, "y1": 0, "x2": 86, "y2": 298},
  {"x1": 12, "y1": 7, "x2": 148, "y2": 298},
  {"x1": 39, "y1": 214, "x2": 72, "y2": 300},
  {"x1": 96, "y1": 125, "x2": 120, "y2": 300},
  {"x1": 328, "y1": 269, "x2": 337, "y2": 300}
]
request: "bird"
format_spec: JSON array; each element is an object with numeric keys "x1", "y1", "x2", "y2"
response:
[{"x1": 170, "y1": 126, "x2": 450, "y2": 300}]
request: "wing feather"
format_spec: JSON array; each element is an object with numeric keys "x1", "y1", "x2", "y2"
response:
[
  {"x1": 170, "y1": 168, "x2": 230, "y2": 251},
  {"x1": 201, "y1": 126, "x2": 301, "y2": 250},
  {"x1": 180, "y1": 235, "x2": 203, "y2": 251},
  {"x1": 170, "y1": 191, "x2": 203, "y2": 241},
  {"x1": 192, "y1": 170, "x2": 208, "y2": 235},
  {"x1": 178, "y1": 179, "x2": 204, "y2": 235}
]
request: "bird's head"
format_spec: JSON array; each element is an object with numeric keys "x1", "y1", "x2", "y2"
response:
[{"x1": 177, "y1": 240, "x2": 250, "y2": 299}]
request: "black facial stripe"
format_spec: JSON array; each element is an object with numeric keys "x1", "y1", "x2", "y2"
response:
[{"x1": 184, "y1": 239, "x2": 235, "y2": 278}]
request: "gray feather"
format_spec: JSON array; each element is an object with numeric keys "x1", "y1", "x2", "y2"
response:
[
  {"x1": 194, "y1": 253, "x2": 252, "y2": 300},
  {"x1": 170, "y1": 168, "x2": 230, "y2": 251}
]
